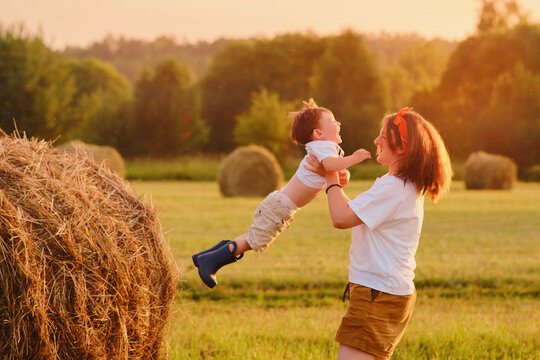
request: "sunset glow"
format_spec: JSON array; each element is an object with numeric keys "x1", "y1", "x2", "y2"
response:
[{"x1": 3, "y1": 0, "x2": 540, "y2": 49}]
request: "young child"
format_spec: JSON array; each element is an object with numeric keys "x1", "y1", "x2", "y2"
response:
[{"x1": 192, "y1": 99, "x2": 371, "y2": 288}]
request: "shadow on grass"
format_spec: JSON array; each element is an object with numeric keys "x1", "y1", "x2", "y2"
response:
[{"x1": 179, "y1": 276, "x2": 539, "y2": 305}]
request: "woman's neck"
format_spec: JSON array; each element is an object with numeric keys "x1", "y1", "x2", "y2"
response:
[{"x1": 387, "y1": 160, "x2": 400, "y2": 176}]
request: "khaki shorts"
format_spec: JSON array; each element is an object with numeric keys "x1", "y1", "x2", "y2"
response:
[
  {"x1": 246, "y1": 189, "x2": 298, "y2": 252},
  {"x1": 335, "y1": 283, "x2": 416, "y2": 359}
]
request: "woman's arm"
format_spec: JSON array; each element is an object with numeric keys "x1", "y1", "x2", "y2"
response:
[
  {"x1": 325, "y1": 172, "x2": 364, "y2": 229},
  {"x1": 305, "y1": 153, "x2": 363, "y2": 228}
]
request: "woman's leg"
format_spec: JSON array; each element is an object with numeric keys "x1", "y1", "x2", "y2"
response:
[{"x1": 337, "y1": 344, "x2": 384, "y2": 360}]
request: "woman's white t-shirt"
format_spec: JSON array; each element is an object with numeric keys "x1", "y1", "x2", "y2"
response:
[
  {"x1": 295, "y1": 140, "x2": 344, "y2": 189},
  {"x1": 347, "y1": 174, "x2": 424, "y2": 295}
]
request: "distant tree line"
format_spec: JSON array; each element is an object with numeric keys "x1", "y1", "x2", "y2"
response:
[
  {"x1": 1, "y1": 0, "x2": 539, "y2": 172},
  {"x1": 0, "y1": 28, "x2": 452, "y2": 158},
  {"x1": 64, "y1": 35, "x2": 228, "y2": 82}
]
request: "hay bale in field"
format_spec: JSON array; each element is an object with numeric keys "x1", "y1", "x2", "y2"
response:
[
  {"x1": 218, "y1": 145, "x2": 283, "y2": 197},
  {"x1": 0, "y1": 134, "x2": 177, "y2": 359},
  {"x1": 464, "y1": 151, "x2": 517, "y2": 190},
  {"x1": 60, "y1": 140, "x2": 126, "y2": 177}
]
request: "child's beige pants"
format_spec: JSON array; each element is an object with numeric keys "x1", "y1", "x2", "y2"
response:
[{"x1": 246, "y1": 189, "x2": 298, "y2": 252}]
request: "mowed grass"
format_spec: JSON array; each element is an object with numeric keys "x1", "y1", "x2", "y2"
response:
[{"x1": 132, "y1": 180, "x2": 540, "y2": 360}]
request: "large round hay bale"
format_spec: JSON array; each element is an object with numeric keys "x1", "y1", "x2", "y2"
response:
[
  {"x1": 0, "y1": 135, "x2": 177, "y2": 359},
  {"x1": 218, "y1": 145, "x2": 283, "y2": 197},
  {"x1": 60, "y1": 140, "x2": 126, "y2": 177},
  {"x1": 464, "y1": 151, "x2": 517, "y2": 190}
]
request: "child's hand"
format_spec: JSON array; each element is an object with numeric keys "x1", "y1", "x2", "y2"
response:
[{"x1": 352, "y1": 149, "x2": 371, "y2": 163}]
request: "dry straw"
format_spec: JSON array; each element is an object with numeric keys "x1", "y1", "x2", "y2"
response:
[
  {"x1": 0, "y1": 134, "x2": 177, "y2": 359},
  {"x1": 218, "y1": 145, "x2": 283, "y2": 197},
  {"x1": 60, "y1": 140, "x2": 126, "y2": 178},
  {"x1": 464, "y1": 151, "x2": 517, "y2": 190}
]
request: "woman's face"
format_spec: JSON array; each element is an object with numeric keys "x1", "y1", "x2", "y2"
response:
[{"x1": 374, "y1": 125, "x2": 401, "y2": 168}]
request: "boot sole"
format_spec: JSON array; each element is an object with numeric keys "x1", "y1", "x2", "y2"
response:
[{"x1": 198, "y1": 267, "x2": 217, "y2": 288}]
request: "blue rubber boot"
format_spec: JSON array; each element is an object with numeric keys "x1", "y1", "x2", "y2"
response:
[
  {"x1": 197, "y1": 241, "x2": 243, "y2": 288},
  {"x1": 192, "y1": 240, "x2": 229, "y2": 268}
]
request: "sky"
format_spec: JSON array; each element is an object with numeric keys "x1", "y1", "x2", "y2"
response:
[{"x1": 3, "y1": 0, "x2": 540, "y2": 49}]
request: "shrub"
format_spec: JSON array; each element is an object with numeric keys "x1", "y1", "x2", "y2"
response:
[
  {"x1": 464, "y1": 151, "x2": 517, "y2": 190},
  {"x1": 125, "y1": 156, "x2": 220, "y2": 181},
  {"x1": 218, "y1": 145, "x2": 283, "y2": 197},
  {"x1": 522, "y1": 165, "x2": 540, "y2": 182},
  {"x1": 0, "y1": 134, "x2": 177, "y2": 359},
  {"x1": 60, "y1": 140, "x2": 126, "y2": 177},
  {"x1": 234, "y1": 88, "x2": 293, "y2": 161}
]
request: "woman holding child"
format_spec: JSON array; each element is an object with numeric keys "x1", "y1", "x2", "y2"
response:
[
  {"x1": 193, "y1": 102, "x2": 452, "y2": 359},
  {"x1": 307, "y1": 107, "x2": 452, "y2": 359}
]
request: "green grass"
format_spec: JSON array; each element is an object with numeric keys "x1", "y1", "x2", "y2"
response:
[
  {"x1": 125, "y1": 156, "x2": 222, "y2": 181},
  {"x1": 126, "y1": 156, "x2": 391, "y2": 182},
  {"x1": 124, "y1": 155, "x2": 540, "y2": 182},
  {"x1": 132, "y1": 180, "x2": 540, "y2": 359}
]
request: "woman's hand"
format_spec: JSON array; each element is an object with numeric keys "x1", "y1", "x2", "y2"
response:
[
  {"x1": 338, "y1": 169, "x2": 350, "y2": 187},
  {"x1": 304, "y1": 153, "x2": 326, "y2": 176},
  {"x1": 304, "y1": 153, "x2": 350, "y2": 188}
]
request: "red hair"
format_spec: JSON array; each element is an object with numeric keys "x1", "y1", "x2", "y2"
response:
[{"x1": 383, "y1": 110, "x2": 453, "y2": 202}]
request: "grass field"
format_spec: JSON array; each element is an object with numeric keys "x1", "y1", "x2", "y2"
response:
[{"x1": 132, "y1": 180, "x2": 540, "y2": 360}]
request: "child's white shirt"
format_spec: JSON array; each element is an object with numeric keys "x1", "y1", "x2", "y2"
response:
[
  {"x1": 347, "y1": 174, "x2": 424, "y2": 295},
  {"x1": 295, "y1": 140, "x2": 344, "y2": 189}
]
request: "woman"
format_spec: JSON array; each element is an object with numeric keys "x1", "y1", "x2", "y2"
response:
[{"x1": 308, "y1": 108, "x2": 452, "y2": 359}]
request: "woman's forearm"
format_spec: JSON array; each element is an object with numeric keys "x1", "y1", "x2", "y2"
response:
[{"x1": 325, "y1": 173, "x2": 363, "y2": 229}]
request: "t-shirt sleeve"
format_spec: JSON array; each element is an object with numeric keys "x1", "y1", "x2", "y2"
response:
[
  {"x1": 310, "y1": 141, "x2": 339, "y2": 162},
  {"x1": 347, "y1": 177, "x2": 404, "y2": 230}
]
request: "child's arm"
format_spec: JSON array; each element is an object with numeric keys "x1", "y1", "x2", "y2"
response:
[{"x1": 322, "y1": 149, "x2": 371, "y2": 172}]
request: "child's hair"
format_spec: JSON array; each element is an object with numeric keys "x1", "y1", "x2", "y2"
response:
[
  {"x1": 382, "y1": 109, "x2": 453, "y2": 202},
  {"x1": 289, "y1": 99, "x2": 330, "y2": 145}
]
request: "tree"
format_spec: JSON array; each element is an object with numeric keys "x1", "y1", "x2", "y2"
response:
[
  {"x1": 63, "y1": 57, "x2": 133, "y2": 150},
  {"x1": 476, "y1": 0, "x2": 528, "y2": 34},
  {"x1": 477, "y1": 63, "x2": 540, "y2": 168},
  {"x1": 385, "y1": 40, "x2": 451, "y2": 110},
  {"x1": 200, "y1": 34, "x2": 326, "y2": 153},
  {"x1": 0, "y1": 26, "x2": 76, "y2": 139},
  {"x1": 312, "y1": 31, "x2": 387, "y2": 154},
  {"x1": 411, "y1": 23, "x2": 540, "y2": 168},
  {"x1": 199, "y1": 41, "x2": 257, "y2": 152},
  {"x1": 132, "y1": 58, "x2": 208, "y2": 156},
  {"x1": 234, "y1": 88, "x2": 293, "y2": 161}
]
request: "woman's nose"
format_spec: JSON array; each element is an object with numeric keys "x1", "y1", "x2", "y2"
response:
[{"x1": 374, "y1": 136, "x2": 380, "y2": 145}]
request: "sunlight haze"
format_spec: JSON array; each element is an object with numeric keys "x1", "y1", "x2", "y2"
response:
[{"x1": 3, "y1": 0, "x2": 540, "y2": 48}]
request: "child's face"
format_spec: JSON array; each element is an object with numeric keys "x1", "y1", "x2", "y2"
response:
[
  {"x1": 316, "y1": 111, "x2": 342, "y2": 143},
  {"x1": 374, "y1": 125, "x2": 401, "y2": 168}
]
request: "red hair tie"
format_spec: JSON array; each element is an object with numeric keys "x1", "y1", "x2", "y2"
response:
[{"x1": 393, "y1": 107, "x2": 412, "y2": 151}]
